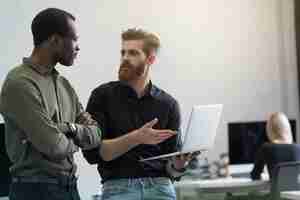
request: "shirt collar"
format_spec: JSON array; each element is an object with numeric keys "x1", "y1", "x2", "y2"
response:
[
  {"x1": 118, "y1": 80, "x2": 160, "y2": 99},
  {"x1": 23, "y1": 57, "x2": 59, "y2": 76},
  {"x1": 146, "y1": 81, "x2": 161, "y2": 97}
]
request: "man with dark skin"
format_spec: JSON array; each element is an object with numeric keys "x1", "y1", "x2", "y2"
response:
[{"x1": 0, "y1": 8, "x2": 101, "y2": 200}]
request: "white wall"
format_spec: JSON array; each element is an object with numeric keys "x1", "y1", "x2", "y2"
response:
[{"x1": 0, "y1": 0, "x2": 299, "y2": 199}]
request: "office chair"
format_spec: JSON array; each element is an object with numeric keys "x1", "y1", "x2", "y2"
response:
[{"x1": 270, "y1": 161, "x2": 300, "y2": 200}]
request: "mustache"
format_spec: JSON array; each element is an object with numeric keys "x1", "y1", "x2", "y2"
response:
[{"x1": 120, "y1": 60, "x2": 133, "y2": 68}]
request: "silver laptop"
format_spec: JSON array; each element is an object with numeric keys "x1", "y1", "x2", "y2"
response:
[{"x1": 139, "y1": 104, "x2": 223, "y2": 161}]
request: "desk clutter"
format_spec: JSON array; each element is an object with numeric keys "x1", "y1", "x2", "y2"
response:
[
  {"x1": 186, "y1": 153, "x2": 230, "y2": 179},
  {"x1": 178, "y1": 153, "x2": 273, "y2": 200}
]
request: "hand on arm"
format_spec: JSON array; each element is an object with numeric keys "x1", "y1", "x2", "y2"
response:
[
  {"x1": 100, "y1": 118, "x2": 176, "y2": 161},
  {"x1": 57, "y1": 122, "x2": 101, "y2": 150},
  {"x1": 76, "y1": 112, "x2": 98, "y2": 126},
  {"x1": 56, "y1": 111, "x2": 101, "y2": 150}
]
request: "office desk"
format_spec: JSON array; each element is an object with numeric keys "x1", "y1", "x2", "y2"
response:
[
  {"x1": 281, "y1": 191, "x2": 300, "y2": 200},
  {"x1": 175, "y1": 177, "x2": 269, "y2": 200},
  {"x1": 228, "y1": 164, "x2": 254, "y2": 177},
  {"x1": 175, "y1": 177, "x2": 269, "y2": 193}
]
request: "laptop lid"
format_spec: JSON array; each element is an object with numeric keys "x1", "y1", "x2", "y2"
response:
[
  {"x1": 181, "y1": 104, "x2": 223, "y2": 153},
  {"x1": 139, "y1": 104, "x2": 223, "y2": 161}
]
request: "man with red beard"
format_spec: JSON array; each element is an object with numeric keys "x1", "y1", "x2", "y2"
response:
[{"x1": 83, "y1": 28, "x2": 192, "y2": 200}]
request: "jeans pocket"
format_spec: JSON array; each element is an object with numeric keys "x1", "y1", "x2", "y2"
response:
[
  {"x1": 102, "y1": 185, "x2": 130, "y2": 200},
  {"x1": 152, "y1": 184, "x2": 176, "y2": 199}
]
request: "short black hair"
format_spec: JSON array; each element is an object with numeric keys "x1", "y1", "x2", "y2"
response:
[{"x1": 31, "y1": 8, "x2": 75, "y2": 46}]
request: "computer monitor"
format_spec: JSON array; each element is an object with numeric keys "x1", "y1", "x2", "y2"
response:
[
  {"x1": 228, "y1": 120, "x2": 296, "y2": 164},
  {"x1": 0, "y1": 123, "x2": 11, "y2": 197}
]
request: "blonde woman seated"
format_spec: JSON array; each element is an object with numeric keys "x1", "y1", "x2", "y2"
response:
[{"x1": 250, "y1": 112, "x2": 300, "y2": 180}]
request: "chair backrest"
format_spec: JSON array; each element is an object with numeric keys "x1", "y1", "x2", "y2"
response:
[{"x1": 271, "y1": 161, "x2": 300, "y2": 200}]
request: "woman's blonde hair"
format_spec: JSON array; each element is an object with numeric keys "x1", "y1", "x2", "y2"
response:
[{"x1": 266, "y1": 112, "x2": 293, "y2": 144}]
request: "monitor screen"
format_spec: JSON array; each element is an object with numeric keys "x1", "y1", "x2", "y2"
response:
[
  {"x1": 0, "y1": 123, "x2": 11, "y2": 197},
  {"x1": 228, "y1": 120, "x2": 296, "y2": 164}
]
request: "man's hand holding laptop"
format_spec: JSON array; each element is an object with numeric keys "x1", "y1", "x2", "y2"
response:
[
  {"x1": 171, "y1": 151, "x2": 201, "y2": 171},
  {"x1": 165, "y1": 151, "x2": 201, "y2": 180},
  {"x1": 140, "y1": 104, "x2": 222, "y2": 162}
]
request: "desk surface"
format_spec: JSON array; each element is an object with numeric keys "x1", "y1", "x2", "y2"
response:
[
  {"x1": 228, "y1": 164, "x2": 254, "y2": 175},
  {"x1": 281, "y1": 191, "x2": 300, "y2": 200},
  {"x1": 175, "y1": 177, "x2": 269, "y2": 193}
]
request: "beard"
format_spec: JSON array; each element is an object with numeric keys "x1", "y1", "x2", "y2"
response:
[{"x1": 118, "y1": 60, "x2": 146, "y2": 81}]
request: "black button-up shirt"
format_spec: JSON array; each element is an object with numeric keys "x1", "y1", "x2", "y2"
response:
[{"x1": 83, "y1": 81, "x2": 182, "y2": 183}]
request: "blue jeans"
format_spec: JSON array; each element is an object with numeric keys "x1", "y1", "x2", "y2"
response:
[{"x1": 101, "y1": 177, "x2": 176, "y2": 200}]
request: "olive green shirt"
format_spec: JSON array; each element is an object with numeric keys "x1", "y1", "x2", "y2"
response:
[{"x1": 0, "y1": 58, "x2": 101, "y2": 178}]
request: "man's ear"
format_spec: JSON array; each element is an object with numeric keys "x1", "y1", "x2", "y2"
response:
[
  {"x1": 49, "y1": 34, "x2": 62, "y2": 46},
  {"x1": 147, "y1": 53, "x2": 156, "y2": 65}
]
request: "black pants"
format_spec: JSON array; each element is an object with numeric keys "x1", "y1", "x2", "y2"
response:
[{"x1": 9, "y1": 182, "x2": 81, "y2": 200}]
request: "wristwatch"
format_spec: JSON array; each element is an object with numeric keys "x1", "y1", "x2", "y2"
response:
[{"x1": 66, "y1": 122, "x2": 77, "y2": 138}]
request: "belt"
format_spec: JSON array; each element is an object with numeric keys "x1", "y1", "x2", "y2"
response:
[
  {"x1": 12, "y1": 176, "x2": 78, "y2": 187},
  {"x1": 104, "y1": 177, "x2": 171, "y2": 187}
]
